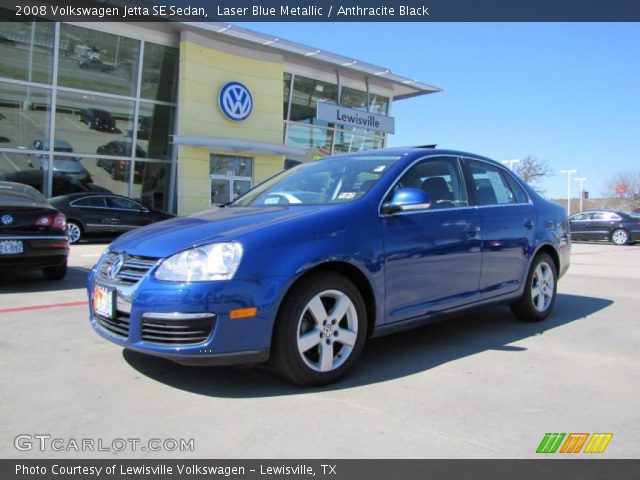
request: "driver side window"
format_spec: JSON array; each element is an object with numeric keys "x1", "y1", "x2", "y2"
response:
[{"x1": 387, "y1": 157, "x2": 468, "y2": 209}]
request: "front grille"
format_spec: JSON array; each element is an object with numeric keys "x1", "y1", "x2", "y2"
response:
[
  {"x1": 141, "y1": 316, "x2": 215, "y2": 346},
  {"x1": 99, "y1": 253, "x2": 159, "y2": 285},
  {"x1": 96, "y1": 310, "x2": 130, "y2": 338}
]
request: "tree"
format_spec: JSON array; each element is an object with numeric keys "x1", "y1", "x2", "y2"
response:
[
  {"x1": 513, "y1": 155, "x2": 552, "y2": 191},
  {"x1": 600, "y1": 169, "x2": 640, "y2": 211}
]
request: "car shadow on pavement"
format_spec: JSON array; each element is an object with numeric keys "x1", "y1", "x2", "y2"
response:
[
  {"x1": 122, "y1": 293, "x2": 613, "y2": 397},
  {"x1": 0, "y1": 266, "x2": 91, "y2": 293}
]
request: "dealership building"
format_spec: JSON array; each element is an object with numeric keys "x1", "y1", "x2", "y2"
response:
[{"x1": 0, "y1": 20, "x2": 440, "y2": 214}]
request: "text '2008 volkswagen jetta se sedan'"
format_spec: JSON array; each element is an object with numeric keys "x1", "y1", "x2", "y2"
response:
[{"x1": 88, "y1": 148, "x2": 570, "y2": 386}]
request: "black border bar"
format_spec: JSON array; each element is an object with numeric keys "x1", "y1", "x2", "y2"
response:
[
  {"x1": 2, "y1": 0, "x2": 640, "y2": 22},
  {"x1": 3, "y1": 459, "x2": 640, "y2": 480}
]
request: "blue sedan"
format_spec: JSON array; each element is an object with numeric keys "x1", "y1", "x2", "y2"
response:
[{"x1": 87, "y1": 148, "x2": 570, "y2": 386}]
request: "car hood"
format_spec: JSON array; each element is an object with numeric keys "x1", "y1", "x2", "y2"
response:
[{"x1": 109, "y1": 205, "x2": 328, "y2": 258}]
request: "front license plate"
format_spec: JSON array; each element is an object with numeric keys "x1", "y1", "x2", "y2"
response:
[
  {"x1": 93, "y1": 285, "x2": 115, "y2": 319},
  {"x1": 0, "y1": 240, "x2": 24, "y2": 255}
]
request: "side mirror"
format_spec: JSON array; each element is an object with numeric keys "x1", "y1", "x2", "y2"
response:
[{"x1": 382, "y1": 188, "x2": 432, "y2": 215}]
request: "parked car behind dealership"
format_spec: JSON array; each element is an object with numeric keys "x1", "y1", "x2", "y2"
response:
[
  {"x1": 50, "y1": 193, "x2": 174, "y2": 244},
  {"x1": 569, "y1": 210, "x2": 640, "y2": 245},
  {"x1": 0, "y1": 181, "x2": 69, "y2": 280},
  {"x1": 87, "y1": 147, "x2": 571, "y2": 386}
]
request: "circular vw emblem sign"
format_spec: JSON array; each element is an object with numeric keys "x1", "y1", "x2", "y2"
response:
[
  {"x1": 1, "y1": 214, "x2": 13, "y2": 225},
  {"x1": 218, "y1": 81, "x2": 253, "y2": 122},
  {"x1": 108, "y1": 254, "x2": 125, "y2": 279}
]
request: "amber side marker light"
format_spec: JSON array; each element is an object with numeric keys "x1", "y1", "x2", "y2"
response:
[{"x1": 230, "y1": 307, "x2": 258, "y2": 319}]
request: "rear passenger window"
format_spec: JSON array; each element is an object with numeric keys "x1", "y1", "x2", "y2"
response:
[
  {"x1": 73, "y1": 197, "x2": 106, "y2": 208},
  {"x1": 467, "y1": 160, "x2": 524, "y2": 206}
]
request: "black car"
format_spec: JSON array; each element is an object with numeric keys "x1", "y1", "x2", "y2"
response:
[
  {"x1": 0, "y1": 170, "x2": 111, "y2": 198},
  {"x1": 80, "y1": 108, "x2": 117, "y2": 132},
  {"x1": 49, "y1": 193, "x2": 174, "y2": 244},
  {"x1": 569, "y1": 210, "x2": 640, "y2": 245},
  {"x1": 0, "y1": 181, "x2": 69, "y2": 280}
]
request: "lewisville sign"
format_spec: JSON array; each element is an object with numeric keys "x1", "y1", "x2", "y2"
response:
[{"x1": 316, "y1": 102, "x2": 395, "y2": 134}]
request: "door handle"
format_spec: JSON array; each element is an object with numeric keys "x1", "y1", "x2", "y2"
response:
[{"x1": 524, "y1": 219, "x2": 534, "y2": 229}]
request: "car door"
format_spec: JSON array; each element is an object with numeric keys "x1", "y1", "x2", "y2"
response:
[
  {"x1": 586, "y1": 211, "x2": 615, "y2": 240},
  {"x1": 105, "y1": 196, "x2": 147, "y2": 232},
  {"x1": 569, "y1": 212, "x2": 591, "y2": 240},
  {"x1": 69, "y1": 196, "x2": 115, "y2": 233},
  {"x1": 382, "y1": 156, "x2": 482, "y2": 323},
  {"x1": 464, "y1": 158, "x2": 535, "y2": 298}
]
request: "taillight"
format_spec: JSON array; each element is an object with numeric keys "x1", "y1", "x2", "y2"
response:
[
  {"x1": 35, "y1": 212, "x2": 67, "y2": 230},
  {"x1": 53, "y1": 212, "x2": 67, "y2": 230}
]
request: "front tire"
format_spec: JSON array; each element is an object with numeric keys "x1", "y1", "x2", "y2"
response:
[
  {"x1": 611, "y1": 229, "x2": 629, "y2": 246},
  {"x1": 271, "y1": 273, "x2": 367, "y2": 386},
  {"x1": 42, "y1": 262, "x2": 67, "y2": 280},
  {"x1": 67, "y1": 221, "x2": 82, "y2": 244},
  {"x1": 510, "y1": 253, "x2": 557, "y2": 322}
]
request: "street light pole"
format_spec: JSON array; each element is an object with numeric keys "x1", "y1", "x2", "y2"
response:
[
  {"x1": 501, "y1": 159, "x2": 521, "y2": 171},
  {"x1": 560, "y1": 169, "x2": 578, "y2": 216},
  {"x1": 574, "y1": 177, "x2": 587, "y2": 213}
]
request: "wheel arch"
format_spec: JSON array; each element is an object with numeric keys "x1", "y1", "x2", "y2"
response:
[
  {"x1": 272, "y1": 261, "x2": 378, "y2": 342},
  {"x1": 532, "y1": 243, "x2": 560, "y2": 274}
]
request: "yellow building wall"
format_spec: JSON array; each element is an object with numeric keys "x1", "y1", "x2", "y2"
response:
[{"x1": 177, "y1": 39, "x2": 284, "y2": 214}]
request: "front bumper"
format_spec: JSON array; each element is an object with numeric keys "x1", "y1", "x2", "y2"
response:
[{"x1": 87, "y1": 266, "x2": 289, "y2": 366}]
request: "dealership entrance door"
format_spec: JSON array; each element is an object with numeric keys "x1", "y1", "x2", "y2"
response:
[{"x1": 210, "y1": 153, "x2": 253, "y2": 204}]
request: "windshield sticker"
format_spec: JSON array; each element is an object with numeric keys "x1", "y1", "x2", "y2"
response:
[
  {"x1": 374, "y1": 165, "x2": 387, "y2": 173},
  {"x1": 337, "y1": 192, "x2": 356, "y2": 200}
]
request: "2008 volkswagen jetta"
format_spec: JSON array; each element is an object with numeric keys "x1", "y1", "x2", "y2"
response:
[{"x1": 88, "y1": 147, "x2": 570, "y2": 386}]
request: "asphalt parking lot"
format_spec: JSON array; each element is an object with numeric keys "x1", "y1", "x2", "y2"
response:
[{"x1": 1, "y1": 241, "x2": 638, "y2": 458}]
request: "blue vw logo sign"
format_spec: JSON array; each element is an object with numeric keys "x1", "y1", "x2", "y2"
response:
[
  {"x1": 1, "y1": 214, "x2": 13, "y2": 225},
  {"x1": 218, "y1": 81, "x2": 253, "y2": 122}
]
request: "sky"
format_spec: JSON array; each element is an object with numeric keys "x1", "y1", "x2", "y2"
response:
[{"x1": 236, "y1": 22, "x2": 640, "y2": 199}]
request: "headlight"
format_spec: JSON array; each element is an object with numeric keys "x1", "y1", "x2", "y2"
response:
[
  {"x1": 94, "y1": 248, "x2": 110, "y2": 270},
  {"x1": 155, "y1": 242, "x2": 243, "y2": 282}
]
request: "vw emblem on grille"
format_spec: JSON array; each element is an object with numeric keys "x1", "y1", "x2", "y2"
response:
[
  {"x1": 1, "y1": 214, "x2": 13, "y2": 225},
  {"x1": 108, "y1": 254, "x2": 125, "y2": 279},
  {"x1": 218, "y1": 81, "x2": 253, "y2": 122}
]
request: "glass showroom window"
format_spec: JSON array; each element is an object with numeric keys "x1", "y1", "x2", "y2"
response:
[
  {"x1": 132, "y1": 161, "x2": 171, "y2": 211},
  {"x1": 210, "y1": 154, "x2": 253, "y2": 205},
  {"x1": 0, "y1": 21, "x2": 54, "y2": 84},
  {"x1": 137, "y1": 103, "x2": 175, "y2": 161},
  {"x1": 333, "y1": 131, "x2": 383, "y2": 155},
  {"x1": 0, "y1": 81, "x2": 51, "y2": 151},
  {"x1": 289, "y1": 74, "x2": 337, "y2": 127},
  {"x1": 141, "y1": 42, "x2": 178, "y2": 103},
  {"x1": 285, "y1": 124, "x2": 333, "y2": 156},
  {"x1": 283, "y1": 72, "x2": 292, "y2": 121},
  {"x1": 58, "y1": 24, "x2": 140, "y2": 97}
]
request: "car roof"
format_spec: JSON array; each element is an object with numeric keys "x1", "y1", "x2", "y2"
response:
[
  {"x1": 330, "y1": 146, "x2": 500, "y2": 166},
  {"x1": 50, "y1": 192, "x2": 128, "y2": 202}
]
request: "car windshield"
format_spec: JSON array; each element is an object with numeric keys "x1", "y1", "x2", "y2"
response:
[{"x1": 232, "y1": 154, "x2": 402, "y2": 207}]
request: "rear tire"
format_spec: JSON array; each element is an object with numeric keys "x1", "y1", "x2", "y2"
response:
[
  {"x1": 43, "y1": 262, "x2": 67, "y2": 280},
  {"x1": 611, "y1": 229, "x2": 629, "y2": 246},
  {"x1": 67, "y1": 221, "x2": 82, "y2": 244},
  {"x1": 271, "y1": 273, "x2": 367, "y2": 387},
  {"x1": 510, "y1": 253, "x2": 557, "y2": 322}
]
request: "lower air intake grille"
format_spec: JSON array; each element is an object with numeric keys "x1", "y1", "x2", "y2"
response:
[
  {"x1": 141, "y1": 315, "x2": 216, "y2": 346},
  {"x1": 96, "y1": 310, "x2": 130, "y2": 338}
]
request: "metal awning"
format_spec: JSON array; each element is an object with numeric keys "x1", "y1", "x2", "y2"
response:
[{"x1": 172, "y1": 136, "x2": 308, "y2": 157}]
